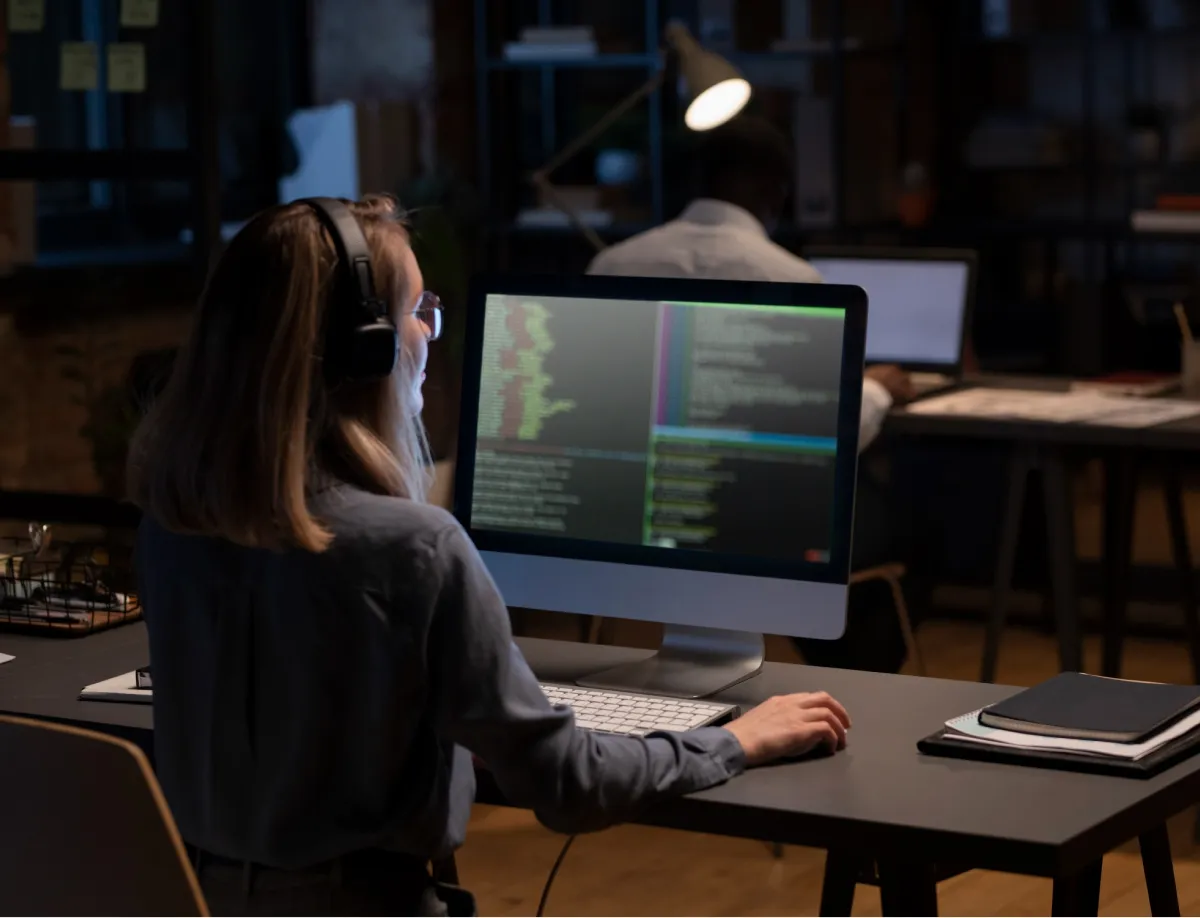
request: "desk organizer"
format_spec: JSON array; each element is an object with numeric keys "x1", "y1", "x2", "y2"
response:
[{"x1": 0, "y1": 526, "x2": 140, "y2": 636}]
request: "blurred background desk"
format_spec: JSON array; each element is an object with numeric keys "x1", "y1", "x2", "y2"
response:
[{"x1": 887, "y1": 406, "x2": 1200, "y2": 683}]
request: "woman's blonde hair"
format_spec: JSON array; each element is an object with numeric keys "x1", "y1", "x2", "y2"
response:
[{"x1": 128, "y1": 194, "x2": 431, "y2": 553}]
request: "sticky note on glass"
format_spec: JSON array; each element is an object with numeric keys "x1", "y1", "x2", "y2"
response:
[
  {"x1": 8, "y1": 0, "x2": 45, "y2": 32},
  {"x1": 107, "y1": 43, "x2": 147, "y2": 93},
  {"x1": 119, "y1": 0, "x2": 159, "y2": 28},
  {"x1": 60, "y1": 42, "x2": 99, "y2": 92}
]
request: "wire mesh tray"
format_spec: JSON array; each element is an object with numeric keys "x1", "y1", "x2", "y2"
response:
[{"x1": 0, "y1": 526, "x2": 140, "y2": 636}]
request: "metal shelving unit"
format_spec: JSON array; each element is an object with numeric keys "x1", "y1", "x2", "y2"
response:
[
  {"x1": 474, "y1": 0, "x2": 916, "y2": 270},
  {"x1": 0, "y1": 0, "x2": 220, "y2": 528},
  {"x1": 473, "y1": 0, "x2": 1200, "y2": 375},
  {"x1": 475, "y1": 0, "x2": 668, "y2": 234},
  {"x1": 0, "y1": 0, "x2": 220, "y2": 278}
]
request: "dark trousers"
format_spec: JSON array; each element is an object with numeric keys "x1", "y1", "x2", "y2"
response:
[
  {"x1": 194, "y1": 848, "x2": 476, "y2": 917},
  {"x1": 793, "y1": 465, "x2": 909, "y2": 673}
]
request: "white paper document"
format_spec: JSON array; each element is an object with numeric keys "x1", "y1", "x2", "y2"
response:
[
  {"x1": 908, "y1": 388, "x2": 1200, "y2": 428},
  {"x1": 0, "y1": 652, "x2": 12, "y2": 665},
  {"x1": 79, "y1": 671, "x2": 152, "y2": 704},
  {"x1": 944, "y1": 707, "x2": 1200, "y2": 760},
  {"x1": 1080, "y1": 399, "x2": 1200, "y2": 428}
]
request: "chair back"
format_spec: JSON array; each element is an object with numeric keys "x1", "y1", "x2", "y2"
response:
[{"x1": 0, "y1": 715, "x2": 207, "y2": 916}]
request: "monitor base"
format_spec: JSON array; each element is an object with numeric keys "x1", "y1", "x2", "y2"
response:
[{"x1": 576, "y1": 625, "x2": 764, "y2": 699}]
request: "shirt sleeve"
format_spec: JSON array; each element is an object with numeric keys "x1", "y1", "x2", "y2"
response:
[
  {"x1": 425, "y1": 523, "x2": 746, "y2": 835},
  {"x1": 859, "y1": 377, "x2": 893, "y2": 452},
  {"x1": 584, "y1": 250, "x2": 611, "y2": 276}
]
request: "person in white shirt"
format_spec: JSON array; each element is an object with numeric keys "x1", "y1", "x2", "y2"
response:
[
  {"x1": 588, "y1": 117, "x2": 913, "y2": 453},
  {"x1": 588, "y1": 115, "x2": 913, "y2": 673}
]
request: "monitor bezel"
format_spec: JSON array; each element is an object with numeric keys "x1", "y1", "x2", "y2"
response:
[
  {"x1": 802, "y1": 245, "x2": 978, "y2": 376},
  {"x1": 453, "y1": 274, "x2": 868, "y2": 586}
]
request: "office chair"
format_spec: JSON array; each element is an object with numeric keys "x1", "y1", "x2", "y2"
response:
[
  {"x1": 849, "y1": 563, "x2": 926, "y2": 676},
  {"x1": 0, "y1": 715, "x2": 208, "y2": 916}
]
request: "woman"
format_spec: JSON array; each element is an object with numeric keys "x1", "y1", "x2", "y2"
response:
[{"x1": 129, "y1": 195, "x2": 852, "y2": 916}]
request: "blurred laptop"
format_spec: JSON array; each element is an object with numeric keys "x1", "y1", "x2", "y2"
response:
[{"x1": 805, "y1": 247, "x2": 977, "y2": 398}]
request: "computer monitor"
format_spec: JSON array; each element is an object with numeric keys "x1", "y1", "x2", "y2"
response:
[
  {"x1": 805, "y1": 247, "x2": 977, "y2": 374},
  {"x1": 454, "y1": 275, "x2": 868, "y2": 697}
]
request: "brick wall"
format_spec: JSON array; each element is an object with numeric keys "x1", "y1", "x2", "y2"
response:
[{"x1": 0, "y1": 310, "x2": 191, "y2": 494}]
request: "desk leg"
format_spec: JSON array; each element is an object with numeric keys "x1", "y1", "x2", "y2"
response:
[
  {"x1": 1051, "y1": 860, "x2": 1102, "y2": 917},
  {"x1": 819, "y1": 850, "x2": 861, "y2": 917},
  {"x1": 1101, "y1": 453, "x2": 1137, "y2": 678},
  {"x1": 982, "y1": 449, "x2": 1032, "y2": 683},
  {"x1": 877, "y1": 858, "x2": 938, "y2": 916},
  {"x1": 1043, "y1": 450, "x2": 1084, "y2": 673},
  {"x1": 1141, "y1": 823, "x2": 1181, "y2": 917},
  {"x1": 1163, "y1": 461, "x2": 1200, "y2": 684},
  {"x1": 431, "y1": 854, "x2": 459, "y2": 885}
]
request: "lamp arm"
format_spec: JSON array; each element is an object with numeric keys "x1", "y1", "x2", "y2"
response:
[
  {"x1": 531, "y1": 175, "x2": 609, "y2": 253},
  {"x1": 532, "y1": 63, "x2": 666, "y2": 184}
]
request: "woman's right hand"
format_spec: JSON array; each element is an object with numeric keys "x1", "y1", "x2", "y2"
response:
[{"x1": 723, "y1": 692, "x2": 852, "y2": 766}]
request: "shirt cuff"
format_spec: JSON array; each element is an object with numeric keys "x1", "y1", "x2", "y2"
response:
[
  {"x1": 861, "y1": 377, "x2": 894, "y2": 413},
  {"x1": 690, "y1": 725, "x2": 748, "y2": 777}
]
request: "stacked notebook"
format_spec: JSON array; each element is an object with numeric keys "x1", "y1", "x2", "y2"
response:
[{"x1": 919, "y1": 672, "x2": 1200, "y2": 777}]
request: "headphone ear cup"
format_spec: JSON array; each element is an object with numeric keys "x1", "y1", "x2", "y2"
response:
[{"x1": 344, "y1": 320, "x2": 399, "y2": 380}]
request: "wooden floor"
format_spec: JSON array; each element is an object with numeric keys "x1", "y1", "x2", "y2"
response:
[{"x1": 457, "y1": 619, "x2": 1200, "y2": 916}]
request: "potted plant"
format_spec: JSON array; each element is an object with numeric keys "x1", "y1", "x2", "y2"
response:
[{"x1": 57, "y1": 334, "x2": 141, "y2": 499}]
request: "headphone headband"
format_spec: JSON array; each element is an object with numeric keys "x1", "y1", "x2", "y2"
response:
[{"x1": 299, "y1": 197, "x2": 398, "y2": 382}]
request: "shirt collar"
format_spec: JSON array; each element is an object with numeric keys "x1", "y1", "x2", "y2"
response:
[{"x1": 678, "y1": 199, "x2": 768, "y2": 238}]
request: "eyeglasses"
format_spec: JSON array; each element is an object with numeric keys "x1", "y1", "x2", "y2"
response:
[{"x1": 407, "y1": 291, "x2": 443, "y2": 342}]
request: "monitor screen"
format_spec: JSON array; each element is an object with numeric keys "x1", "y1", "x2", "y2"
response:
[
  {"x1": 806, "y1": 256, "x2": 970, "y2": 367},
  {"x1": 468, "y1": 292, "x2": 848, "y2": 566}
]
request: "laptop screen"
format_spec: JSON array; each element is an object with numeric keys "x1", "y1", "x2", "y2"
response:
[{"x1": 805, "y1": 256, "x2": 971, "y2": 368}]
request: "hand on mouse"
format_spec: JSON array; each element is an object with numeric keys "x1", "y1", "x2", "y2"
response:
[
  {"x1": 723, "y1": 692, "x2": 852, "y2": 766},
  {"x1": 865, "y1": 364, "x2": 915, "y2": 405}
]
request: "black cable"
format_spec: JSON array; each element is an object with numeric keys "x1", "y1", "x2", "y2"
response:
[{"x1": 535, "y1": 834, "x2": 577, "y2": 918}]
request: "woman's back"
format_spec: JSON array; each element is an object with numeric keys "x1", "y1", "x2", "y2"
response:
[
  {"x1": 140, "y1": 486, "x2": 470, "y2": 868},
  {"x1": 128, "y1": 196, "x2": 850, "y2": 913}
]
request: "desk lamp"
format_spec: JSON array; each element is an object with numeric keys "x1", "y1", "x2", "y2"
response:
[{"x1": 530, "y1": 21, "x2": 751, "y2": 252}]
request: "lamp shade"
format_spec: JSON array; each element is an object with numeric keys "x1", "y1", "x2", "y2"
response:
[{"x1": 665, "y1": 22, "x2": 752, "y2": 131}]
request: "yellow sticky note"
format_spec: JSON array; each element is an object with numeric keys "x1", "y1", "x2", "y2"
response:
[
  {"x1": 7, "y1": 0, "x2": 45, "y2": 32},
  {"x1": 107, "y1": 43, "x2": 146, "y2": 93},
  {"x1": 119, "y1": 0, "x2": 159, "y2": 28},
  {"x1": 60, "y1": 42, "x2": 99, "y2": 92}
]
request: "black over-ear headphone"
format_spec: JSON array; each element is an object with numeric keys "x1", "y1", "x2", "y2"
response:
[{"x1": 300, "y1": 197, "x2": 399, "y2": 382}]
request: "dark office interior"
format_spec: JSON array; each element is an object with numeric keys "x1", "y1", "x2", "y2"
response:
[{"x1": 9, "y1": 0, "x2": 1200, "y2": 915}]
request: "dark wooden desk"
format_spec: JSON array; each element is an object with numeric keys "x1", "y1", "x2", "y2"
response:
[
  {"x1": 0, "y1": 627, "x2": 152, "y2": 751},
  {"x1": 0, "y1": 627, "x2": 1194, "y2": 915},
  {"x1": 887, "y1": 404, "x2": 1200, "y2": 683}
]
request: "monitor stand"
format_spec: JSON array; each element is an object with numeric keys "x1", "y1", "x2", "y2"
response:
[{"x1": 576, "y1": 625, "x2": 764, "y2": 699}]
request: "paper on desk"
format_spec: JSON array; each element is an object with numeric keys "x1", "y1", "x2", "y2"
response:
[
  {"x1": 0, "y1": 652, "x2": 13, "y2": 665},
  {"x1": 908, "y1": 388, "x2": 1200, "y2": 428},
  {"x1": 945, "y1": 706, "x2": 1200, "y2": 760},
  {"x1": 1077, "y1": 399, "x2": 1200, "y2": 428},
  {"x1": 79, "y1": 671, "x2": 152, "y2": 704}
]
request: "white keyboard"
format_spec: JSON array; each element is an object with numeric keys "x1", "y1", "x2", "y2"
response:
[{"x1": 539, "y1": 683, "x2": 737, "y2": 736}]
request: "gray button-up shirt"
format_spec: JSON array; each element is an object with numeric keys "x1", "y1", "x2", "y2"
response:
[{"x1": 138, "y1": 484, "x2": 745, "y2": 868}]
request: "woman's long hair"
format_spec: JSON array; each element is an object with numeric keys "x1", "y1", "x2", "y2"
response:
[{"x1": 128, "y1": 195, "x2": 431, "y2": 552}]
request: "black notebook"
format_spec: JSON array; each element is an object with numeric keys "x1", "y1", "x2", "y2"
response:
[{"x1": 979, "y1": 672, "x2": 1200, "y2": 743}]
